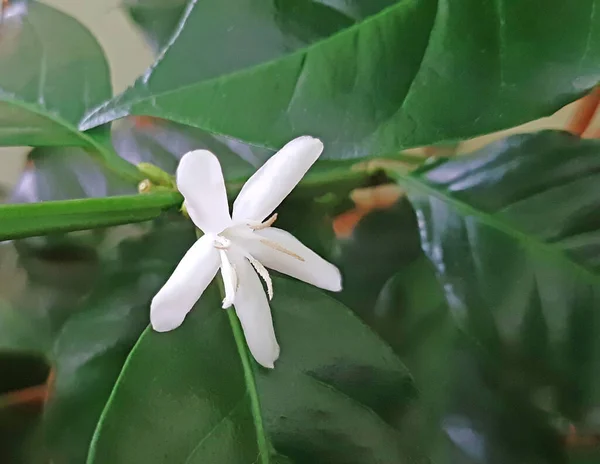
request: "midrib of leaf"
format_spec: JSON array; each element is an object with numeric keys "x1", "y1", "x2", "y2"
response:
[
  {"x1": 0, "y1": 96, "x2": 142, "y2": 183},
  {"x1": 82, "y1": 0, "x2": 416, "y2": 127},
  {"x1": 225, "y1": 308, "x2": 271, "y2": 464},
  {"x1": 208, "y1": 233, "x2": 270, "y2": 463},
  {"x1": 182, "y1": 396, "x2": 251, "y2": 464},
  {"x1": 394, "y1": 170, "x2": 600, "y2": 288}
]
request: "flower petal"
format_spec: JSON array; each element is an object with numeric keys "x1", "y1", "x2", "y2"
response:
[
  {"x1": 151, "y1": 234, "x2": 220, "y2": 332},
  {"x1": 232, "y1": 255, "x2": 280, "y2": 368},
  {"x1": 177, "y1": 150, "x2": 231, "y2": 234},
  {"x1": 232, "y1": 136, "x2": 323, "y2": 222},
  {"x1": 240, "y1": 227, "x2": 342, "y2": 292}
]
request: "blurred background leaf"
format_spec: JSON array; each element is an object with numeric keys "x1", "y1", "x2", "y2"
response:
[
  {"x1": 0, "y1": 214, "x2": 197, "y2": 463},
  {"x1": 0, "y1": 1, "x2": 111, "y2": 147}
]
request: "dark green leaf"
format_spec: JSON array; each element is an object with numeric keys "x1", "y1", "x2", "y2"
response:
[
  {"x1": 258, "y1": 279, "x2": 415, "y2": 463},
  {"x1": 83, "y1": 0, "x2": 600, "y2": 158},
  {"x1": 0, "y1": 401, "x2": 43, "y2": 464},
  {"x1": 333, "y1": 198, "x2": 422, "y2": 315},
  {"x1": 88, "y1": 278, "x2": 415, "y2": 463},
  {"x1": 0, "y1": 215, "x2": 197, "y2": 463},
  {"x1": 0, "y1": 1, "x2": 111, "y2": 147},
  {"x1": 371, "y1": 256, "x2": 571, "y2": 463},
  {"x1": 397, "y1": 130, "x2": 600, "y2": 452},
  {"x1": 87, "y1": 284, "x2": 263, "y2": 464}
]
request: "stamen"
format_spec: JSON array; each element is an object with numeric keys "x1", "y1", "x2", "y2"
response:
[
  {"x1": 249, "y1": 213, "x2": 278, "y2": 231},
  {"x1": 219, "y1": 250, "x2": 237, "y2": 308},
  {"x1": 213, "y1": 236, "x2": 232, "y2": 250},
  {"x1": 245, "y1": 254, "x2": 273, "y2": 300},
  {"x1": 259, "y1": 239, "x2": 305, "y2": 262}
]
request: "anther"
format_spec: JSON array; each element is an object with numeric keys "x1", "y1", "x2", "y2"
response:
[
  {"x1": 259, "y1": 239, "x2": 305, "y2": 261},
  {"x1": 250, "y1": 213, "x2": 278, "y2": 231},
  {"x1": 213, "y1": 236, "x2": 232, "y2": 250}
]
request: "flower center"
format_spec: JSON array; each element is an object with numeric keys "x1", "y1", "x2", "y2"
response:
[{"x1": 211, "y1": 213, "x2": 306, "y2": 309}]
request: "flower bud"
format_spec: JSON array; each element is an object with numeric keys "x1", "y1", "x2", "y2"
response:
[{"x1": 137, "y1": 163, "x2": 175, "y2": 188}]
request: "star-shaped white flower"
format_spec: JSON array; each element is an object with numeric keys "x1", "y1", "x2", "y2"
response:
[{"x1": 150, "y1": 136, "x2": 342, "y2": 368}]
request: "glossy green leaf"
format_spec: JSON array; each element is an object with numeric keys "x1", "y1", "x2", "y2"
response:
[
  {"x1": 87, "y1": 284, "x2": 263, "y2": 464},
  {"x1": 0, "y1": 191, "x2": 181, "y2": 241},
  {"x1": 124, "y1": 0, "x2": 398, "y2": 56},
  {"x1": 256, "y1": 279, "x2": 415, "y2": 463},
  {"x1": 88, "y1": 278, "x2": 414, "y2": 463},
  {"x1": 370, "y1": 256, "x2": 572, "y2": 463},
  {"x1": 397, "y1": 131, "x2": 600, "y2": 445},
  {"x1": 83, "y1": 0, "x2": 600, "y2": 158},
  {"x1": 0, "y1": 216, "x2": 198, "y2": 463},
  {"x1": 0, "y1": 1, "x2": 110, "y2": 147}
]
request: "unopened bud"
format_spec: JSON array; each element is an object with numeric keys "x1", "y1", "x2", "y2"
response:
[
  {"x1": 137, "y1": 163, "x2": 175, "y2": 188},
  {"x1": 138, "y1": 179, "x2": 152, "y2": 194}
]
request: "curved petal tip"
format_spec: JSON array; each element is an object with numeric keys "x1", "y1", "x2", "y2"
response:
[{"x1": 150, "y1": 299, "x2": 186, "y2": 333}]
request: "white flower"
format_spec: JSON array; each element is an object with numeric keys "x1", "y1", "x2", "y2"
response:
[{"x1": 150, "y1": 136, "x2": 342, "y2": 368}]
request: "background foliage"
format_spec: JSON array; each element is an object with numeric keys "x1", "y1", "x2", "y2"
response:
[{"x1": 1, "y1": 0, "x2": 600, "y2": 463}]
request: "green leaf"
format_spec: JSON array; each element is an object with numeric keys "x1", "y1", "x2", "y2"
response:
[
  {"x1": 0, "y1": 1, "x2": 110, "y2": 147},
  {"x1": 124, "y1": 0, "x2": 189, "y2": 52},
  {"x1": 0, "y1": 191, "x2": 182, "y2": 241},
  {"x1": 83, "y1": 0, "x2": 600, "y2": 158},
  {"x1": 88, "y1": 284, "x2": 264, "y2": 464},
  {"x1": 396, "y1": 130, "x2": 600, "y2": 443},
  {"x1": 371, "y1": 257, "x2": 572, "y2": 462},
  {"x1": 88, "y1": 278, "x2": 415, "y2": 463},
  {"x1": 0, "y1": 216, "x2": 198, "y2": 463},
  {"x1": 257, "y1": 279, "x2": 415, "y2": 463}
]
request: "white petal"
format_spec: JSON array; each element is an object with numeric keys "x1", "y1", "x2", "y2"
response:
[
  {"x1": 151, "y1": 235, "x2": 220, "y2": 332},
  {"x1": 232, "y1": 136, "x2": 323, "y2": 222},
  {"x1": 177, "y1": 150, "x2": 231, "y2": 234},
  {"x1": 232, "y1": 255, "x2": 280, "y2": 368},
  {"x1": 240, "y1": 227, "x2": 342, "y2": 292}
]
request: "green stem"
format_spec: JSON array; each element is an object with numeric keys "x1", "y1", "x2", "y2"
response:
[
  {"x1": 213, "y1": 272, "x2": 270, "y2": 464},
  {"x1": 0, "y1": 192, "x2": 182, "y2": 241}
]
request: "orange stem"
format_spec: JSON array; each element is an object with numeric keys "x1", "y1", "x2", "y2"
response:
[
  {"x1": 0, "y1": 384, "x2": 48, "y2": 409},
  {"x1": 567, "y1": 87, "x2": 600, "y2": 136}
]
